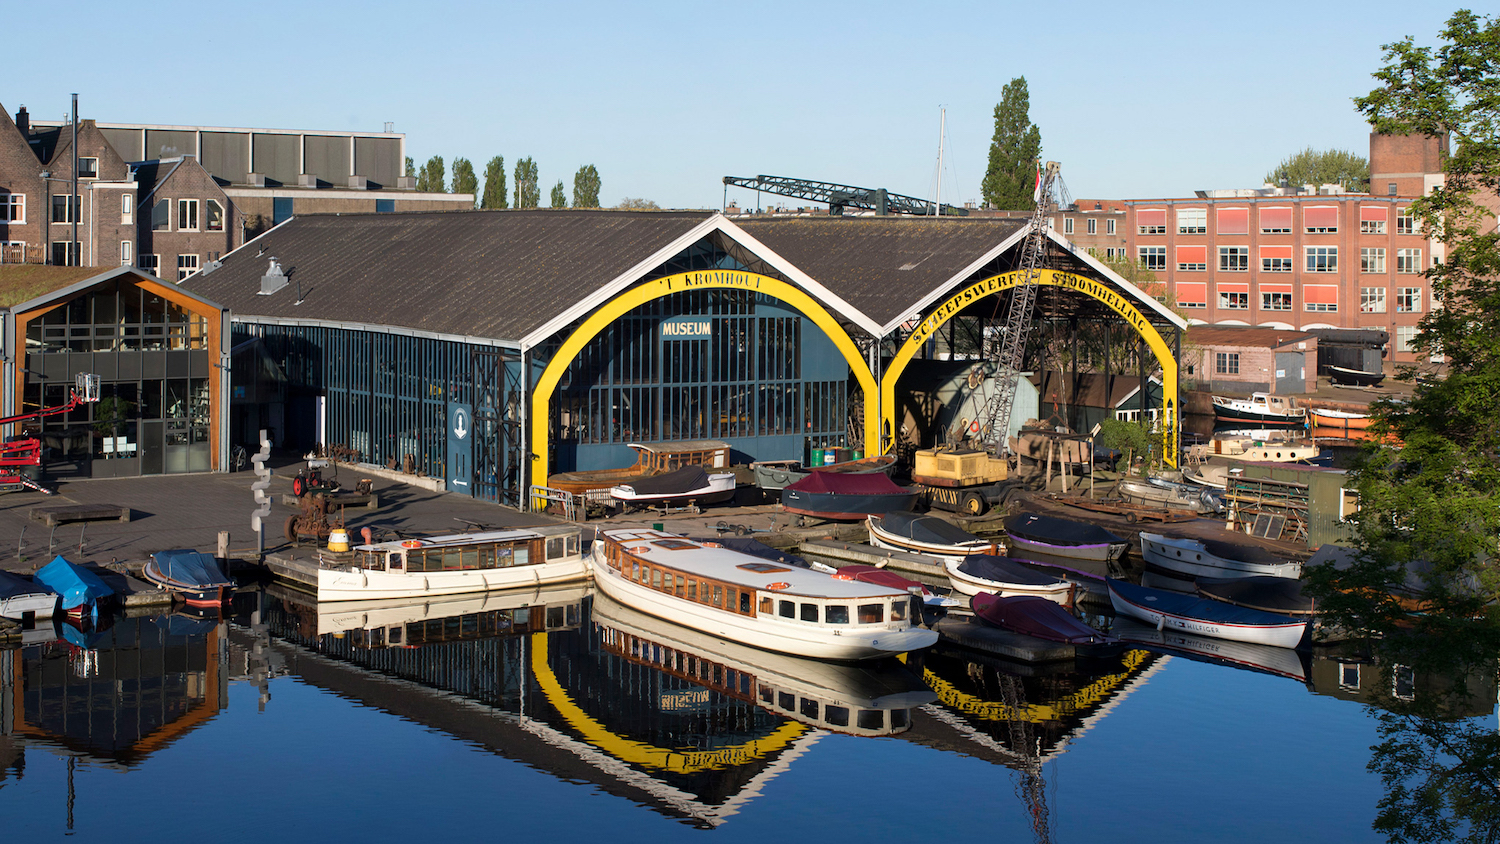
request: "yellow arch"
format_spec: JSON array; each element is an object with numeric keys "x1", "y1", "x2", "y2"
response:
[
  {"x1": 880, "y1": 269, "x2": 1180, "y2": 467},
  {"x1": 528, "y1": 632, "x2": 808, "y2": 773},
  {"x1": 531, "y1": 270, "x2": 878, "y2": 488}
]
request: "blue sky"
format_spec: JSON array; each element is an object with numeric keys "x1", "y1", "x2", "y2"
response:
[{"x1": 6, "y1": 1, "x2": 1461, "y2": 209}]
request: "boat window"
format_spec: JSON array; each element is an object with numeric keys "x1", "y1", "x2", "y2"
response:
[
  {"x1": 800, "y1": 603, "x2": 818, "y2": 622},
  {"x1": 779, "y1": 600, "x2": 795, "y2": 618},
  {"x1": 511, "y1": 545, "x2": 529, "y2": 567},
  {"x1": 739, "y1": 592, "x2": 751, "y2": 613},
  {"x1": 546, "y1": 536, "x2": 565, "y2": 559},
  {"x1": 712, "y1": 585, "x2": 723, "y2": 607},
  {"x1": 858, "y1": 604, "x2": 884, "y2": 624},
  {"x1": 891, "y1": 710, "x2": 908, "y2": 729},
  {"x1": 825, "y1": 706, "x2": 850, "y2": 727},
  {"x1": 675, "y1": 577, "x2": 685, "y2": 598},
  {"x1": 460, "y1": 547, "x2": 480, "y2": 569},
  {"x1": 826, "y1": 605, "x2": 850, "y2": 624},
  {"x1": 857, "y1": 710, "x2": 885, "y2": 730},
  {"x1": 651, "y1": 539, "x2": 698, "y2": 550},
  {"x1": 759, "y1": 596, "x2": 773, "y2": 614},
  {"x1": 386, "y1": 552, "x2": 403, "y2": 572},
  {"x1": 778, "y1": 691, "x2": 795, "y2": 711},
  {"x1": 726, "y1": 587, "x2": 737, "y2": 610},
  {"x1": 651, "y1": 569, "x2": 662, "y2": 589},
  {"x1": 737, "y1": 562, "x2": 790, "y2": 573},
  {"x1": 800, "y1": 698, "x2": 819, "y2": 719},
  {"x1": 890, "y1": 600, "x2": 908, "y2": 622},
  {"x1": 567, "y1": 534, "x2": 580, "y2": 555},
  {"x1": 759, "y1": 685, "x2": 774, "y2": 704},
  {"x1": 632, "y1": 561, "x2": 640, "y2": 581},
  {"x1": 687, "y1": 580, "x2": 697, "y2": 601}
]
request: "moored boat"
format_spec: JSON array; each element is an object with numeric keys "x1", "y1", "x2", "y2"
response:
[
  {"x1": 590, "y1": 527, "x2": 938, "y2": 661},
  {"x1": 1327, "y1": 365, "x2": 1385, "y2": 387},
  {"x1": 781, "y1": 471, "x2": 920, "y2": 521},
  {"x1": 832, "y1": 564, "x2": 961, "y2": 608},
  {"x1": 1107, "y1": 577, "x2": 1309, "y2": 648},
  {"x1": 33, "y1": 556, "x2": 114, "y2": 617},
  {"x1": 1195, "y1": 575, "x2": 1317, "y2": 616},
  {"x1": 1211, "y1": 393, "x2": 1308, "y2": 427},
  {"x1": 144, "y1": 549, "x2": 236, "y2": 606},
  {"x1": 609, "y1": 465, "x2": 736, "y2": 508},
  {"x1": 751, "y1": 454, "x2": 896, "y2": 492},
  {"x1": 970, "y1": 593, "x2": 1113, "y2": 645},
  {"x1": 944, "y1": 554, "x2": 1075, "y2": 604},
  {"x1": 1139, "y1": 532, "x2": 1302, "y2": 580},
  {"x1": 547, "y1": 440, "x2": 731, "y2": 498},
  {"x1": 866, "y1": 511, "x2": 999, "y2": 562},
  {"x1": 0, "y1": 570, "x2": 59, "y2": 621},
  {"x1": 311, "y1": 525, "x2": 589, "y2": 601},
  {"x1": 1004, "y1": 512, "x2": 1128, "y2": 562},
  {"x1": 1116, "y1": 477, "x2": 1222, "y2": 514}
]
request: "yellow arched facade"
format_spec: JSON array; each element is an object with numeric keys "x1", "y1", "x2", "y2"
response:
[
  {"x1": 530, "y1": 270, "x2": 880, "y2": 487},
  {"x1": 881, "y1": 269, "x2": 1180, "y2": 467}
]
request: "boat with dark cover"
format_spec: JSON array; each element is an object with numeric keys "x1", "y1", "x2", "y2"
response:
[
  {"x1": 144, "y1": 549, "x2": 237, "y2": 606},
  {"x1": 970, "y1": 593, "x2": 1113, "y2": 644},
  {"x1": 866, "y1": 511, "x2": 998, "y2": 561},
  {"x1": 945, "y1": 554, "x2": 1075, "y2": 603},
  {"x1": 1004, "y1": 512, "x2": 1128, "y2": 562},
  {"x1": 751, "y1": 454, "x2": 896, "y2": 491},
  {"x1": 1195, "y1": 575, "x2": 1317, "y2": 616},
  {"x1": 1327, "y1": 365, "x2": 1385, "y2": 387},
  {"x1": 781, "y1": 471, "x2": 919, "y2": 520},
  {"x1": 1107, "y1": 577, "x2": 1309, "y2": 648},
  {"x1": 0, "y1": 570, "x2": 58, "y2": 620},
  {"x1": 610, "y1": 465, "x2": 736, "y2": 507}
]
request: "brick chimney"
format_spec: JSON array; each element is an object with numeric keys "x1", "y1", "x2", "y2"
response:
[{"x1": 14, "y1": 106, "x2": 28, "y2": 135}]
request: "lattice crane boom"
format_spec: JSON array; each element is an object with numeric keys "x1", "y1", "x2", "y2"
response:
[{"x1": 722, "y1": 175, "x2": 969, "y2": 217}]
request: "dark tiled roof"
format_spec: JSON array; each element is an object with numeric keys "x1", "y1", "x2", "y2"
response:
[
  {"x1": 1186, "y1": 324, "x2": 1314, "y2": 349},
  {"x1": 736, "y1": 217, "x2": 1027, "y2": 326},
  {"x1": 185, "y1": 210, "x2": 715, "y2": 342}
]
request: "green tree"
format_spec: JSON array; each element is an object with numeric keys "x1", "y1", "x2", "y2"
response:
[
  {"x1": 1264, "y1": 147, "x2": 1370, "y2": 192},
  {"x1": 1096, "y1": 418, "x2": 1152, "y2": 475},
  {"x1": 404, "y1": 156, "x2": 415, "y2": 178},
  {"x1": 513, "y1": 156, "x2": 540, "y2": 208},
  {"x1": 573, "y1": 164, "x2": 601, "y2": 208},
  {"x1": 980, "y1": 77, "x2": 1043, "y2": 211},
  {"x1": 616, "y1": 197, "x2": 660, "y2": 210},
  {"x1": 1307, "y1": 10, "x2": 1500, "y2": 627},
  {"x1": 451, "y1": 157, "x2": 478, "y2": 200},
  {"x1": 416, "y1": 155, "x2": 445, "y2": 193},
  {"x1": 549, "y1": 180, "x2": 567, "y2": 208},
  {"x1": 481, "y1": 155, "x2": 508, "y2": 210}
]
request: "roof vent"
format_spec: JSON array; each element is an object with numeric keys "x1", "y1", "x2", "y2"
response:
[{"x1": 259, "y1": 258, "x2": 288, "y2": 295}]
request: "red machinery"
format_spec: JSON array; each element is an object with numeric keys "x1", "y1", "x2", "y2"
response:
[{"x1": 0, "y1": 374, "x2": 100, "y2": 494}]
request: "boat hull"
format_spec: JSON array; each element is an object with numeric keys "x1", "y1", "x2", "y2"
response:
[
  {"x1": 1139, "y1": 533, "x2": 1302, "y2": 580},
  {"x1": 0, "y1": 592, "x2": 59, "y2": 620},
  {"x1": 1003, "y1": 512, "x2": 1129, "y2": 562},
  {"x1": 1327, "y1": 366, "x2": 1385, "y2": 387},
  {"x1": 781, "y1": 489, "x2": 920, "y2": 520},
  {"x1": 943, "y1": 557, "x2": 1074, "y2": 603},
  {"x1": 1107, "y1": 578, "x2": 1308, "y2": 648},
  {"x1": 866, "y1": 516, "x2": 997, "y2": 562},
  {"x1": 317, "y1": 557, "x2": 589, "y2": 602},
  {"x1": 752, "y1": 456, "x2": 895, "y2": 491}
]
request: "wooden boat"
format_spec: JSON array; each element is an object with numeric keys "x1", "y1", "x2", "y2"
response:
[
  {"x1": 590, "y1": 527, "x2": 939, "y2": 661},
  {"x1": 832, "y1": 564, "x2": 961, "y2": 608},
  {"x1": 0, "y1": 571, "x2": 59, "y2": 621},
  {"x1": 781, "y1": 471, "x2": 920, "y2": 521},
  {"x1": 1116, "y1": 477, "x2": 1222, "y2": 514},
  {"x1": 312, "y1": 525, "x2": 589, "y2": 601},
  {"x1": 866, "y1": 511, "x2": 999, "y2": 562},
  {"x1": 943, "y1": 554, "x2": 1075, "y2": 604},
  {"x1": 1195, "y1": 575, "x2": 1317, "y2": 616},
  {"x1": 1004, "y1": 512, "x2": 1128, "y2": 562},
  {"x1": 609, "y1": 465, "x2": 736, "y2": 508},
  {"x1": 1107, "y1": 577, "x2": 1309, "y2": 649},
  {"x1": 1308, "y1": 408, "x2": 1372, "y2": 431},
  {"x1": 1209, "y1": 436, "x2": 1323, "y2": 463},
  {"x1": 144, "y1": 549, "x2": 236, "y2": 606},
  {"x1": 1139, "y1": 532, "x2": 1302, "y2": 580},
  {"x1": 546, "y1": 440, "x2": 731, "y2": 498},
  {"x1": 1211, "y1": 393, "x2": 1307, "y2": 427},
  {"x1": 1328, "y1": 365, "x2": 1385, "y2": 387},
  {"x1": 33, "y1": 556, "x2": 114, "y2": 617},
  {"x1": 1110, "y1": 617, "x2": 1310, "y2": 683},
  {"x1": 751, "y1": 454, "x2": 896, "y2": 492},
  {"x1": 970, "y1": 593, "x2": 1113, "y2": 645},
  {"x1": 591, "y1": 590, "x2": 936, "y2": 736}
]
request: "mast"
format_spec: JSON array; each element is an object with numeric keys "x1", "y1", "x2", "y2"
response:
[{"x1": 934, "y1": 107, "x2": 946, "y2": 216}]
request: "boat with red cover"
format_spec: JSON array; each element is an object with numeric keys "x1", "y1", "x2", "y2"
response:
[
  {"x1": 780, "y1": 471, "x2": 919, "y2": 520},
  {"x1": 832, "y1": 564, "x2": 961, "y2": 608},
  {"x1": 970, "y1": 593, "x2": 1114, "y2": 645}
]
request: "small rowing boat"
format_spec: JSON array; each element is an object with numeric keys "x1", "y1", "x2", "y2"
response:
[
  {"x1": 1139, "y1": 532, "x2": 1302, "y2": 580},
  {"x1": 1004, "y1": 512, "x2": 1128, "y2": 562},
  {"x1": 1327, "y1": 365, "x2": 1385, "y2": 387},
  {"x1": 609, "y1": 465, "x2": 736, "y2": 508},
  {"x1": 144, "y1": 549, "x2": 236, "y2": 606},
  {"x1": 944, "y1": 554, "x2": 1075, "y2": 604},
  {"x1": 866, "y1": 511, "x2": 999, "y2": 562},
  {"x1": 0, "y1": 571, "x2": 58, "y2": 621},
  {"x1": 970, "y1": 593, "x2": 1113, "y2": 645},
  {"x1": 1107, "y1": 577, "x2": 1309, "y2": 648},
  {"x1": 751, "y1": 454, "x2": 896, "y2": 492},
  {"x1": 33, "y1": 556, "x2": 114, "y2": 617}
]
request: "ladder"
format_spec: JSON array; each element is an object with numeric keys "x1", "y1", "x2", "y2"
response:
[{"x1": 978, "y1": 162, "x2": 1060, "y2": 455}]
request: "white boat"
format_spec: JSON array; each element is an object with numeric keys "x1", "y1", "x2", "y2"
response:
[
  {"x1": 1109, "y1": 617, "x2": 1309, "y2": 682},
  {"x1": 942, "y1": 554, "x2": 1076, "y2": 604},
  {"x1": 316, "y1": 525, "x2": 589, "y2": 601},
  {"x1": 1211, "y1": 393, "x2": 1307, "y2": 426},
  {"x1": 1139, "y1": 532, "x2": 1302, "y2": 580},
  {"x1": 591, "y1": 591, "x2": 936, "y2": 736},
  {"x1": 0, "y1": 571, "x2": 59, "y2": 620},
  {"x1": 590, "y1": 528, "x2": 938, "y2": 661},
  {"x1": 1182, "y1": 464, "x2": 1229, "y2": 489},
  {"x1": 866, "y1": 511, "x2": 1000, "y2": 562},
  {"x1": 609, "y1": 465, "x2": 736, "y2": 507},
  {"x1": 1209, "y1": 436, "x2": 1322, "y2": 463},
  {"x1": 1108, "y1": 578, "x2": 1309, "y2": 649}
]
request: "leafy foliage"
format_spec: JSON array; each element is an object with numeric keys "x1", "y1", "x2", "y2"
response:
[
  {"x1": 415, "y1": 156, "x2": 445, "y2": 193},
  {"x1": 573, "y1": 164, "x2": 601, "y2": 208},
  {"x1": 980, "y1": 77, "x2": 1043, "y2": 211},
  {"x1": 513, "y1": 156, "x2": 540, "y2": 209},
  {"x1": 451, "y1": 157, "x2": 477, "y2": 200},
  {"x1": 1264, "y1": 147, "x2": 1370, "y2": 192},
  {"x1": 616, "y1": 197, "x2": 660, "y2": 210},
  {"x1": 481, "y1": 156, "x2": 508, "y2": 210},
  {"x1": 550, "y1": 180, "x2": 567, "y2": 208},
  {"x1": 404, "y1": 156, "x2": 415, "y2": 178},
  {"x1": 1096, "y1": 418, "x2": 1151, "y2": 474}
]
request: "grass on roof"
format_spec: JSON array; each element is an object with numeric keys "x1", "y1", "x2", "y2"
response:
[{"x1": 0, "y1": 265, "x2": 110, "y2": 308}]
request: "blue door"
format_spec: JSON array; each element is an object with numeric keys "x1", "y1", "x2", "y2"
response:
[{"x1": 447, "y1": 403, "x2": 474, "y2": 496}]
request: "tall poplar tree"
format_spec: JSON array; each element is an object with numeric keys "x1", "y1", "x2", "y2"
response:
[
  {"x1": 416, "y1": 156, "x2": 445, "y2": 193},
  {"x1": 573, "y1": 164, "x2": 601, "y2": 208},
  {"x1": 549, "y1": 180, "x2": 567, "y2": 208},
  {"x1": 513, "y1": 157, "x2": 540, "y2": 208},
  {"x1": 451, "y1": 157, "x2": 478, "y2": 200},
  {"x1": 980, "y1": 77, "x2": 1043, "y2": 211},
  {"x1": 481, "y1": 156, "x2": 508, "y2": 209}
]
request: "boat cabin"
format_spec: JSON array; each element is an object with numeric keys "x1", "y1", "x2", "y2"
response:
[{"x1": 355, "y1": 526, "x2": 583, "y2": 574}]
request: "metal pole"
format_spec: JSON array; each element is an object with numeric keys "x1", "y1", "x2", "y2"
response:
[
  {"x1": 71, "y1": 94, "x2": 78, "y2": 266},
  {"x1": 934, "y1": 107, "x2": 945, "y2": 216}
]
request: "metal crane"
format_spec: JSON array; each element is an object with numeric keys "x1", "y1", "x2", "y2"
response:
[{"x1": 722, "y1": 175, "x2": 969, "y2": 217}]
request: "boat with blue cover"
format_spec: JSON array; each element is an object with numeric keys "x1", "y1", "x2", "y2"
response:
[
  {"x1": 144, "y1": 549, "x2": 237, "y2": 607},
  {"x1": 1107, "y1": 577, "x2": 1309, "y2": 648},
  {"x1": 33, "y1": 556, "x2": 115, "y2": 616}
]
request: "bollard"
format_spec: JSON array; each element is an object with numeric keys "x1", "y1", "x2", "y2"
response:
[{"x1": 217, "y1": 531, "x2": 230, "y2": 559}]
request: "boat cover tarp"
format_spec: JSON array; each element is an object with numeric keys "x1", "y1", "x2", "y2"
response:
[
  {"x1": 1196, "y1": 575, "x2": 1315, "y2": 614},
  {"x1": 687, "y1": 537, "x2": 811, "y2": 569},
  {"x1": 620, "y1": 465, "x2": 713, "y2": 496},
  {"x1": 0, "y1": 570, "x2": 55, "y2": 601},
  {"x1": 1005, "y1": 512, "x2": 1123, "y2": 548},
  {"x1": 60, "y1": 620, "x2": 110, "y2": 649},
  {"x1": 151, "y1": 549, "x2": 232, "y2": 588},
  {"x1": 835, "y1": 564, "x2": 928, "y2": 595},
  {"x1": 786, "y1": 470, "x2": 907, "y2": 496},
  {"x1": 1108, "y1": 578, "x2": 1301, "y2": 626},
  {"x1": 957, "y1": 555, "x2": 1064, "y2": 587},
  {"x1": 34, "y1": 556, "x2": 114, "y2": 610},
  {"x1": 971, "y1": 593, "x2": 1111, "y2": 644},
  {"x1": 878, "y1": 511, "x2": 983, "y2": 546}
]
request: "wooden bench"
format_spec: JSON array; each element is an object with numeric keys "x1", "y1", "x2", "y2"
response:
[{"x1": 29, "y1": 503, "x2": 131, "y2": 526}]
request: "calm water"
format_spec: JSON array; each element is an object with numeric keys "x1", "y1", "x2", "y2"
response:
[{"x1": 1, "y1": 587, "x2": 1493, "y2": 842}]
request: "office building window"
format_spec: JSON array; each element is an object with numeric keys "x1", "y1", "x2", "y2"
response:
[
  {"x1": 1305, "y1": 206, "x2": 1338, "y2": 233},
  {"x1": 1396, "y1": 248, "x2": 1422, "y2": 274},
  {"x1": 1177, "y1": 207, "x2": 1206, "y2": 234},
  {"x1": 1360, "y1": 208, "x2": 1387, "y2": 233},
  {"x1": 0, "y1": 193, "x2": 24, "y2": 222},
  {"x1": 1137, "y1": 209, "x2": 1166, "y2": 235},
  {"x1": 1388, "y1": 182, "x2": 1398, "y2": 196},
  {"x1": 1305, "y1": 286, "x2": 1338, "y2": 312},
  {"x1": 1361, "y1": 248, "x2": 1386, "y2": 274},
  {"x1": 1396, "y1": 325, "x2": 1419, "y2": 353},
  {"x1": 1262, "y1": 292, "x2": 1292, "y2": 311},
  {"x1": 1220, "y1": 291, "x2": 1248, "y2": 310},
  {"x1": 1086, "y1": 218, "x2": 1096, "y2": 235},
  {"x1": 1219, "y1": 246, "x2": 1248, "y2": 272},
  {"x1": 1138, "y1": 246, "x2": 1166, "y2": 270},
  {"x1": 1216, "y1": 352, "x2": 1240, "y2": 375},
  {"x1": 1260, "y1": 207, "x2": 1292, "y2": 233},
  {"x1": 1177, "y1": 246, "x2": 1207, "y2": 271},
  {"x1": 1397, "y1": 287, "x2": 1422, "y2": 313},
  {"x1": 1306, "y1": 246, "x2": 1338, "y2": 273},
  {"x1": 1396, "y1": 210, "x2": 1415, "y2": 235},
  {"x1": 1361, "y1": 287, "x2": 1387, "y2": 314}
]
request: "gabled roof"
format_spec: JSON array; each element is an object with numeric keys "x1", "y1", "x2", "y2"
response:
[
  {"x1": 1187, "y1": 324, "x2": 1314, "y2": 349},
  {"x1": 2, "y1": 265, "x2": 222, "y2": 314}
]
